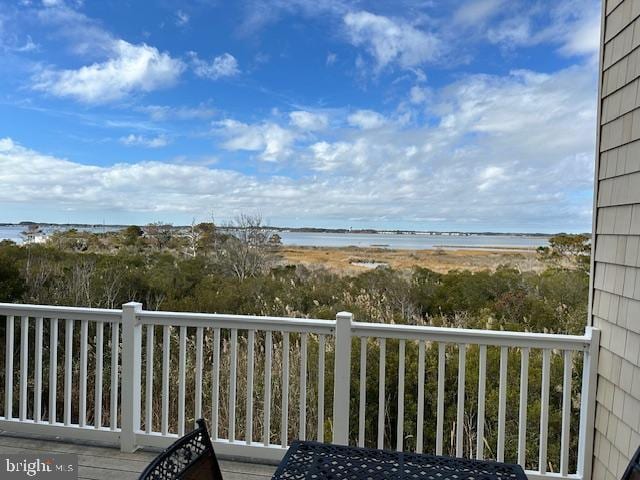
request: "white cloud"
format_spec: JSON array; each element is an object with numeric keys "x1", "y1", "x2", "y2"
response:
[
  {"x1": 487, "y1": 17, "x2": 531, "y2": 45},
  {"x1": 214, "y1": 119, "x2": 296, "y2": 161},
  {"x1": 410, "y1": 86, "x2": 428, "y2": 104},
  {"x1": 310, "y1": 139, "x2": 371, "y2": 172},
  {"x1": 326, "y1": 52, "x2": 337, "y2": 66},
  {"x1": 2, "y1": 49, "x2": 598, "y2": 231},
  {"x1": 176, "y1": 10, "x2": 189, "y2": 27},
  {"x1": 34, "y1": 4, "x2": 126, "y2": 57},
  {"x1": 289, "y1": 111, "x2": 329, "y2": 131},
  {"x1": 485, "y1": 0, "x2": 601, "y2": 59},
  {"x1": 477, "y1": 165, "x2": 507, "y2": 191},
  {"x1": 454, "y1": 0, "x2": 504, "y2": 26},
  {"x1": 190, "y1": 52, "x2": 240, "y2": 80},
  {"x1": 32, "y1": 40, "x2": 185, "y2": 103},
  {"x1": 120, "y1": 134, "x2": 169, "y2": 148},
  {"x1": 0, "y1": 137, "x2": 345, "y2": 222},
  {"x1": 347, "y1": 110, "x2": 386, "y2": 129},
  {"x1": 343, "y1": 11, "x2": 440, "y2": 71},
  {"x1": 139, "y1": 104, "x2": 216, "y2": 121},
  {"x1": 11, "y1": 35, "x2": 38, "y2": 52},
  {"x1": 558, "y1": 10, "x2": 601, "y2": 57}
]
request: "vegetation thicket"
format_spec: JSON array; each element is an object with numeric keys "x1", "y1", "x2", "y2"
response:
[{"x1": 0, "y1": 221, "x2": 590, "y2": 473}]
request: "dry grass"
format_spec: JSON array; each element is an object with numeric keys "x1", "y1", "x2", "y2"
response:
[{"x1": 276, "y1": 246, "x2": 544, "y2": 274}]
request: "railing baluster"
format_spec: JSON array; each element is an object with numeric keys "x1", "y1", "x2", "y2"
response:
[
  {"x1": 560, "y1": 350, "x2": 572, "y2": 476},
  {"x1": 212, "y1": 327, "x2": 220, "y2": 439},
  {"x1": 78, "y1": 319, "x2": 88, "y2": 427},
  {"x1": 121, "y1": 302, "x2": 143, "y2": 453},
  {"x1": 5, "y1": 315, "x2": 14, "y2": 420},
  {"x1": 377, "y1": 338, "x2": 386, "y2": 450},
  {"x1": 229, "y1": 328, "x2": 238, "y2": 441},
  {"x1": 0, "y1": 303, "x2": 598, "y2": 475},
  {"x1": 518, "y1": 347, "x2": 529, "y2": 466},
  {"x1": 456, "y1": 343, "x2": 466, "y2": 457},
  {"x1": 195, "y1": 326, "x2": 203, "y2": 427},
  {"x1": 497, "y1": 346, "x2": 508, "y2": 462},
  {"x1": 34, "y1": 317, "x2": 43, "y2": 423},
  {"x1": 358, "y1": 337, "x2": 367, "y2": 447},
  {"x1": 145, "y1": 325, "x2": 154, "y2": 433},
  {"x1": 263, "y1": 331, "x2": 272, "y2": 446},
  {"x1": 317, "y1": 334, "x2": 325, "y2": 442},
  {"x1": 48, "y1": 318, "x2": 57, "y2": 424},
  {"x1": 299, "y1": 332, "x2": 307, "y2": 441},
  {"x1": 178, "y1": 326, "x2": 187, "y2": 436},
  {"x1": 281, "y1": 331, "x2": 289, "y2": 447},
  {"x1": 110, "y1": 320, "x2": 119, "y2": 430},
  {"x1": 64, "y1": 319, "x2": 73, "y2": 426},
  {"x1": 416, "y1": 340, "x2": 425, "y2": 453},
  {"x1": 161, "y1": 325, "x2": 170, "y2": 435},
  {"x1": 539, "y1": 348, "x2": 551, "y2": 474},
  {"x1": 19, "y1": 316, "x2": 28, "y2": 422},
  {"x1": 246, "y1": 329, "x2": 255, "y2": 443},
  {"x1": 436, "y1": 342, "x2": 445, "y2": 455},
  {"x1": 95, "y1": 321, "x2": 103, "y2": 429},
  {"x1": 476, "y1": 345, "x2": 487, "y2": 460},
  {"x1": 397, "y1": 340, "x2": 406, "y2": 451}
]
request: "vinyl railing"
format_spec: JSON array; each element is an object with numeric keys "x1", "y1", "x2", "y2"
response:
[{"x1": 0, "y1": 302, "x2": 599, "y2": 479}]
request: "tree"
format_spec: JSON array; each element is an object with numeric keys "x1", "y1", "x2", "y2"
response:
[
  {"x1": 217, "y1": 213, "x2": 274, "y2": 281},
  {"x1": 122, "y1": 225, "x2": 143, "y2": 246},
  {"x1": 186, "y1": 219, "x2": 199, "y2": 258},
  {"x1": 196, "y1": 222, "x2": 218, "y2": 253},
  {"x1": 145, "y1": 222, "x2": 173, "y2": 249},
  {"x1": 0, "y1": 249, "x2": 25, "y2": 301},
  {"x1": 537, "y1": 233, "x2": 590, "y2": 271}
]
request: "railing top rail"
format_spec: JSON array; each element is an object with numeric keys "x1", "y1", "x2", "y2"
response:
[
  {"x1": 137, "y1": 310, "x2": 336, "y2": 334},
  {"x1": 0, "y1": 302, "x2": 121, "y2": 322},
  {"x1": 351, "y1": 321, "x2": 594, "y2": 351},
  {"x1": 0, "y1": 302, "x2": 595, "y2": 350}
]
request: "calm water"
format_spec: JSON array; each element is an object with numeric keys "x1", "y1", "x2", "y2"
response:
[
  {"x1": 0, "y1": 226, "x2": 549, "y2": 250},
  {"x1": 277, "y1": 231, "x2": 548, "y2": 250}
]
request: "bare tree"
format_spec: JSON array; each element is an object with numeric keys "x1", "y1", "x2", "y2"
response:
[
  {"x1": 186, "y1": 218, "x2": 199, "y2": 258},
  {"x1": 99, "y1": 265, "x2": 122, "y2": 308},
  {"x1": 69, "y1": 257, "x2": 96, "y2": 307},
  {"x1": 218, "y1": 213, "x2": 274, "y2": 281},
  {"x1": 23, "y1": 247, "x2": 56, "y2": 303}
]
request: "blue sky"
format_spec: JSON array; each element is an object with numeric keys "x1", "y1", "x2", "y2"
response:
[{"x1": 0, "y1": 0, "x2": 600, "y2": 232}]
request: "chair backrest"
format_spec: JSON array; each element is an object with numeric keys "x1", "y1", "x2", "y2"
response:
[
  {"x1": 622, "y1": 446, "x2": 640, "y2": 480},
  {"x1": 138, "y1": 419, "x2": 224, "y2": 480}
]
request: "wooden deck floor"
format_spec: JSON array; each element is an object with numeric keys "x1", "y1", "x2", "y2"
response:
[{"x1": 0, "y1": 432, "x2": 275, "y2": 480}]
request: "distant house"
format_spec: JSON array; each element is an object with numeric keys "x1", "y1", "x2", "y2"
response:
[{"x1": 22, "y1": 225, "x2": 47, "y2": 244}]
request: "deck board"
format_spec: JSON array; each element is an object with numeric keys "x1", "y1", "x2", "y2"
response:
[{"x1": 0, "y1": 432, "x2": 275, "y2": 479}]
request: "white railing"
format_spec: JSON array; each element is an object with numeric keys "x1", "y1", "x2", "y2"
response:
[{"x1": 0, "y1": 302, "x2": 599, "y2": 479}]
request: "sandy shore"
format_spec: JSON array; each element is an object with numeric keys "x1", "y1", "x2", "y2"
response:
[{"x1": 277, "y1": 245, "x2": 543, "y2": 274}]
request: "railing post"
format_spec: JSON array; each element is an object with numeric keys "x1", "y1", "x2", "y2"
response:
[
  {"x1": 332, "y1": 311, "x2": 352, "y2": 445},
  {"x1": 577, "y1": 327, "x2": 600, "y2": 480},
  {"x1": 121, "y1": 302, "x2": 143, "y2": 452}
]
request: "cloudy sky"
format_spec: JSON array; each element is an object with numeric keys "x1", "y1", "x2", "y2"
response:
[{"x1": 0, "y1": 0, "x2": 600, "y2": 232}]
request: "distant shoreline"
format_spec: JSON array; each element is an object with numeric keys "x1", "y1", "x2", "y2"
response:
[{"x1": 0, "y1": 222, "x2": 577, "y2": 237}]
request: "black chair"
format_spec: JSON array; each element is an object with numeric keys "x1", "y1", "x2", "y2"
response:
[
  {"x1": 622, "y1": 446, "x2": 640, "y2": 480},
  {"x1": 138, "y1": 419, "x2": 223, "y2": 480}
]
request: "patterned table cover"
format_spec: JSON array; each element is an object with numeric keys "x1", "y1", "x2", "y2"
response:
[{"x1": 272, "y1": 441, "x2": 528, "y2": 480}]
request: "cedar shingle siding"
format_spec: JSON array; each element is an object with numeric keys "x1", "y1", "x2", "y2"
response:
[{"x1": 593, "y1": 1, "x2": 640, "y2": 478}]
